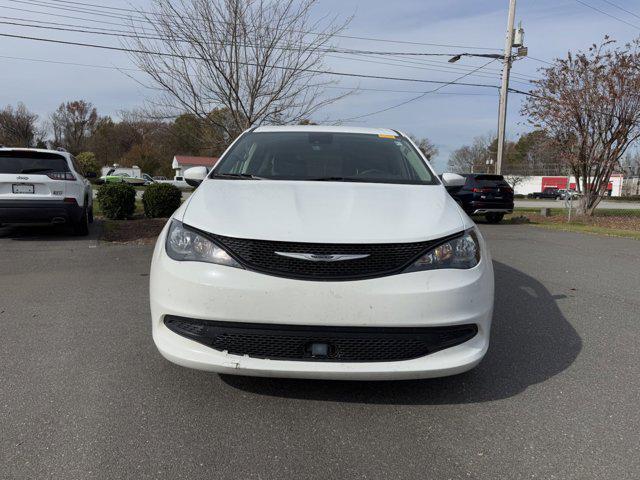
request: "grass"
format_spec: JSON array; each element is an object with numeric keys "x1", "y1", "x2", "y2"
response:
[
  {"x1": 531, "y1": 223, "x2": 640, "y2": 240},
  {"x1": 514, "y1": 207, "x2": 640, "y2": 217},
  {"x1": 517, "y1": 196, "x2": 640, "y2": 202},
  {"x1": 504, "y1": 211, "x2": 640, "y2": 240}
]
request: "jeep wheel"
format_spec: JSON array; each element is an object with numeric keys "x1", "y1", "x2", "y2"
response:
[
  {"x1": 73, "y1": 207, "x2": 90, "y2": 236},
  {"x1": 485, "y1": 213, "x2": 504, "y2": 224}
]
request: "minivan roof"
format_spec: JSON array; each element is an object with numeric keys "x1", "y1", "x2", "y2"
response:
[{"x1": 253, "y1": 125, "x2": 400, "y2": 136}]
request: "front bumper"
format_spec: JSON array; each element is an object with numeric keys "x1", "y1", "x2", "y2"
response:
[
  {"x1": 150, "y1": 224, "x2": 494, "y2": 380},
  {"x1": 0, "y1": 200, "x2": 83, "y2": 224}
]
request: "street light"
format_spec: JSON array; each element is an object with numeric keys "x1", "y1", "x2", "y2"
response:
[{"x1": 447, "y1": 53, "x2": 503, "y2": 63}]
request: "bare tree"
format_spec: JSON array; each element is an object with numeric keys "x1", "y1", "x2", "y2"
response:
[
  {"x1": 523, "y1": 37, "x2": 640, "y2": 215},
  {"x1": 125, "y1": 0, "x2": 351, "y2": 137},
  {"x1": 50, "y1": 100, "x2": 99, "y2": 154},
  {"x1": 408, "y1": 135, "x2": 438, "y2": 161},
  {"x1": 503, "y1": 174, "x2": 526, "y2": 191},
  {"x1": 447, "y1": 135, "x2": 493, "y2": 173},
  {"x1": 0, "y1": 103, "x2": 42, "y2": 147},
  {"x1": 620, "y1": 151, "x2": 640, "y2": 176}
]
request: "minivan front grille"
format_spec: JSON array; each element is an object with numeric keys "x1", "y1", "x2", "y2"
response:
[
  {"x1": 164, "y1": 316, "x2": 478, "y2": 362},
  {"x1": 207, "y1": 232, "x2": 447, "y2": 281}
]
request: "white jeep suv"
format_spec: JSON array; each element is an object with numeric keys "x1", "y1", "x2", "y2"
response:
[{"x1": 0, "y1": 147, "x2": 93, "y2": 235}]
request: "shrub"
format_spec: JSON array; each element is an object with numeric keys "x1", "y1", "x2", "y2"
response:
[
  {"x1": 96, "y1": 183, "x2": 136, "y2": 220},
  {"x1": 76, "y1": 151, "x2": 99, "y2": 177},
  {"x1": 142, "y1": 183, "x2": 182, "y2": 218}
]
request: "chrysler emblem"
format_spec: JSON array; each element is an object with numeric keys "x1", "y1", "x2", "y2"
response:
[{"x1": 275, "y1": 252, "x2": 369, "y2": 262}]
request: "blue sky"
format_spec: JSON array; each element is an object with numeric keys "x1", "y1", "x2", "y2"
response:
[{"x1": 0, "y1": 0, "x2": 638, "y2": 171}]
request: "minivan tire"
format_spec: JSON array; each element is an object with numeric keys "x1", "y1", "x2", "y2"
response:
[
  {"x1": 73, "y1": 207, "x2": 90, "y2": 236},
  {"x1": 485, "y1": 213, "x2": 504, "y2": 224}
]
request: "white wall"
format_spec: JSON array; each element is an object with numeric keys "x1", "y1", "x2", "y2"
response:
[
  {"x1": 504, "y1": 176, "x2": 541, "y2": 196},
  {"x1": 504, "y1": 175, "x2": 624, "y2": 196}
]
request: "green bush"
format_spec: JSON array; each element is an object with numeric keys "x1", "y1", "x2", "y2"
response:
[
  {"x1": 96, "y1": 183, "x2": 136, "y2": 220},
  {"x1": 142, "y1": 183, "x2": 182, "y2": 218},
  {"x1": 76, "y1": 151, "x2": 99, "y2": 177}
]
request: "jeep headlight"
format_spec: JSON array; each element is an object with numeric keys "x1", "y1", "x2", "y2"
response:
[
  {"x1": 165, "y1": 220, "x2": 242, "y2": 268},
  {"x1": 405, "y1": 229, "x2": 480, "y2": 272}
]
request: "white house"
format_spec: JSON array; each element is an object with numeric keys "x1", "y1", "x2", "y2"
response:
[{"x1": 171, "y1": 156, "x2": 219, "y2": 177}]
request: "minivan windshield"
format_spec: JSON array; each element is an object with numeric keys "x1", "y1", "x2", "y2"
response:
[
  {"x1": 212, "y1": 131, "x2": 438, "y2": 185},
  {"x1": 0, "y1": 151, "x2": 69, "y2": 174}
]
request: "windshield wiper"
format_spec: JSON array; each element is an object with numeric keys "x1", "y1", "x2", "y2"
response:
[{"x1": 212, "y1": 172, "x2": 264, "y2": 180}]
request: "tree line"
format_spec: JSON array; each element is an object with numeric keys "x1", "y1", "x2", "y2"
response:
[
  {"x1": 0, "y1": 100, "x2": 236, "y2": 177},
  {"x1": 0, "y1": 99, "x2": 440, "y2": 179},
  {"x1": 448, "y1": 130, "x2": 564, "y2": 177}
]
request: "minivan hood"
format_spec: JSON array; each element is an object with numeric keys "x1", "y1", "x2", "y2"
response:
[{"x1": 181, "y1": 180, "x2": 465, "y2": 243}]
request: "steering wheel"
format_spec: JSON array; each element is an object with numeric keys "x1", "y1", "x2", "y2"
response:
[{"x1": 357, "y1": 168, "x2": 387, "y2": 176}]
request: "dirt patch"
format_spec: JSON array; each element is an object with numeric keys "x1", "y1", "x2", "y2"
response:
[
  {"x1": 521, "y1": 214, "x2": 640, "y2": 232},
  {"x1": 100, "y1": 216, "x2": 168, "y2": 244}
]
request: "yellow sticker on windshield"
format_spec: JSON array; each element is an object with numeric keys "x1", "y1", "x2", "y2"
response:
[{"x1": 378, "y1": 134, "x2": 396, "y2": 139}]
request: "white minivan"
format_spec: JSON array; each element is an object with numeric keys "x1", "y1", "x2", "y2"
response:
[{"x1": 150, "y1": 126, "x2": 494, "y2": 380}]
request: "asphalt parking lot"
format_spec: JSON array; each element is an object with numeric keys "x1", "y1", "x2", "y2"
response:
[{"x1": 1, "y1": 223, "x2": 639, "y2": 479}]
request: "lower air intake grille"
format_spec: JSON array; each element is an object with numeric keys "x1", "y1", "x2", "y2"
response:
[{"x1": 164, "y1": 316, "x2": 478, "y2": 363}]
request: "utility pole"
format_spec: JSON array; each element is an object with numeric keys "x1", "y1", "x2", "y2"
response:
[{"x1": 496, "y1": 0, "x2": 517, "y2": 175}]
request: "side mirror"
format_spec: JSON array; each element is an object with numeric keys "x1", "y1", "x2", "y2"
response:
[
  {"x1": 441, "y1": 173, "x2": 466, "y2": 189},
  {"x1": 184, "y1": 166, "x2": 208, "y2": 187}
]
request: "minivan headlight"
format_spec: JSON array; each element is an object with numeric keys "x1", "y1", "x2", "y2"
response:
[
  {"x1": 405, "y1": 230, "x2": 480, "y2": 272},
  {"x1": 165, "y1": 220, "x2": 242, "y2": 268}
]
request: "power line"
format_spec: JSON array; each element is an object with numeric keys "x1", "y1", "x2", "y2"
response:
[
  {"x1": 17, "y1": 0, "x2": 502, "y2": 51},
  {"x1": 325, "y1": 52, "x2": 532, "y2": 85},
  {"x1": 0, "y1": 53, "x2": 501, "y2": 98},
  {"x1": 0, "y1": 2, "x2": 147, "y2": 29},
  {"x1": 0, "y1": 13, "x2": 536, "y2": 80},
  {"x1": 507, "y1": 87, "x2": 640, "y2": 126},
  {"x1": 527, "y1": 56, "x2": 553, "y2": 65},
  {"x1": 0, "y1": 13, "x2": 148, "y2": 34},
  {"x1": 599, "y1": 0, "x2": 640, "y2": 20},
  {"x1": 573, "y1": 0, "x2": 640, "y2": 30},
  {"x1": 340, "y1": 59, "x2": 498, "y2": 121},
  {"x1": 0, "y1": 1, "x2": 530, "y2": 83},
  {"x1": 0, "y1": 5, "x2": 520, "y2": 70},
  {"x1": 0, "y1": 53, "x2": 140, "y2": 71},
  {"x1": 0, "y1": 17, "x2": 505, "y2": 59},
  {"x1": 0, "y1": 17, "x2": 535, "y2": 85},
  {"x1": 0, "y1": 30, "x2": 502, "y2": 90},
  {"x1": 8, "y1": 0, "x2": 143, "y2": 23},
  {"x1": 0, "y1": 12, "x2": 524, "y2": 72},
  {"x1": 347, "y1": 50, "x2": 536, "y2": 81},
  {"x1": 0, "y1": 3, "x2": 497, "y2": 58}
]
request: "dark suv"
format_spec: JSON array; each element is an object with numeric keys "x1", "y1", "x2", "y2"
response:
[{"x1": 445, "y1": 174, "x2": 514, "y2": 223}]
